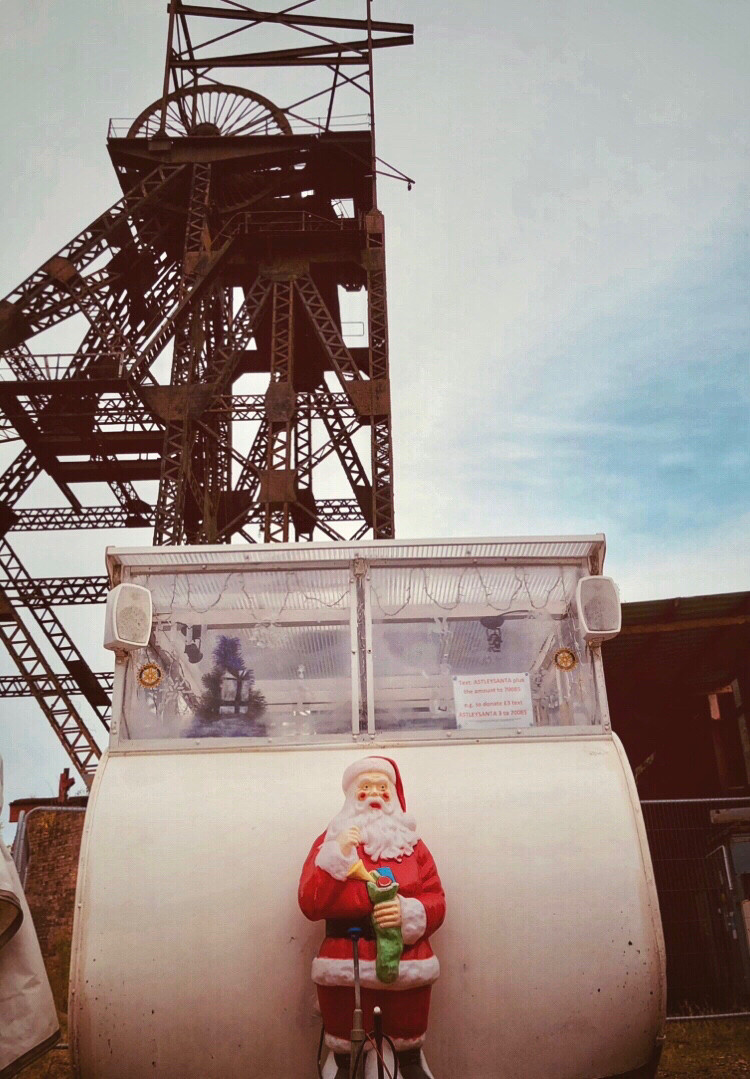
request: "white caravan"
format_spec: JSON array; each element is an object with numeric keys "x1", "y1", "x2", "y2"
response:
[{"x1": 69, "y1": 536, "x2": 665, "y2": 1079}]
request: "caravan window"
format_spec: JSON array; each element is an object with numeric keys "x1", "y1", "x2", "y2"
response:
[
  {"x1": 115, "y1": 554, "x2": 604, "y2": 746},
  {"x1": 121, "y1": 568, "x2": 354, "y2": 741},
  {"x1": 368, "y1": 563, "x2": 597, "y2": 733}
]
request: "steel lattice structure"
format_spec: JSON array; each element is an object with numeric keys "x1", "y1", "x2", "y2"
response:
[{"x1": 0, "y1": 2, "x2": 413, "y2": 785}]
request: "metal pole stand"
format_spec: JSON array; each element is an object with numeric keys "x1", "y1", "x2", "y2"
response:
[
  {"x1": 347, "y1": 928, "x2": 366, "y2": 1079},
  {"x1": 373, "y1": 1006, "x2": 385, "y2": 1079}
]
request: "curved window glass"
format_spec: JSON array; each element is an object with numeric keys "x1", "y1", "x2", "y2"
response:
[
  {"x1": 368, "y1": 564, "x2": 596, "y2": 733},
  {"x1": 116, "y1": 556, "x2": 605, "y2": 745},
  {"x1": 121, "y1": 568, "x2": 355, "y2": 741}
]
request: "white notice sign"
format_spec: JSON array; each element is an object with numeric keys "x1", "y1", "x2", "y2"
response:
[{"x1": 453, "y1": 673, "x2": 534, "y2": 729}]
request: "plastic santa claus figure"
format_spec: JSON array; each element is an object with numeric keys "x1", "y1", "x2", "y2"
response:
[{"x1": 298, "y1": 757, "x2": 445, "y2": 1079}]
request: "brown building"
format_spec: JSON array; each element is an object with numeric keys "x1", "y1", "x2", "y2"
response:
[
  {"x1": 604, "y1": 591, "x2": 750, "y2": 1016},
  {"x1": 604, "y1": 590, "x2": 750, "y2": 799}
]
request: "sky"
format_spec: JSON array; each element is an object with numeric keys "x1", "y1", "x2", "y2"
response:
[{"x1": 0, "y1": 0, "x2": 748, "y2": 815}]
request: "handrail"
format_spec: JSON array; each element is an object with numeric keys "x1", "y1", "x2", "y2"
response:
[
  {"x1": 12, "y1": 805, "x2": 87, "y2": 889},
  {"x1": 107, "y1": 113, "x2": 371, "y2": 140},
  {"x1": 0, "y1": 352, "x2": 125, "y2": 381},
  {"x1": 236, "y1": 209, "x2": 357, "y2": 232}
]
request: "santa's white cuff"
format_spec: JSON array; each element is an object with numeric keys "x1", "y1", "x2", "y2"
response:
[
  {"x1": 315, "y1": 839, "x2": 356, "y2": 881},
  {"x1": 312, "y1": 955, "x2": 439, "y2": 990},
  {"x1": 399, "y1": 897, "x2": 427, "y2": 945}
]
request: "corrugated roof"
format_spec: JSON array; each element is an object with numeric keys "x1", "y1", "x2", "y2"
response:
[
  {"x1": 108, "y1": 534, "x2": 605, "y2": 575},
  {"x1": 604, "y1": 590, "x2": 750, "y2": 694},
  {"x1": 621, "y1": 591, "x2": 750, "y2": 628}
]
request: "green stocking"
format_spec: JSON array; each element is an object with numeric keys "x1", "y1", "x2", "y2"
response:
[{"x1": 367, "y1": 879, "x2": 403, "y2": 984}]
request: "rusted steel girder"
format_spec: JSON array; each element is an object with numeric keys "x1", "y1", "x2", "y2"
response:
[
  {"x1": 0, "y1": 671, "x2": 112, "y2": 700},
  {"x1": 0, "y1": 386, "x2": 356, "y2": 425},
  {"x1": 0, "y1": 1, "x2": 411, "y2": 782},
  {"x1": 0, "y1": 164, "x2": 186, "y2": 350},
  {"x1": 1, "y1": 576, "x2": 109, "y2": 607},
  {"x1": 364, "y1": 209, "x2": 395, "y2": 539},
  {"x1": 0, "y1": 539, "x2": 110, "y2": 724},
  {"x1": 153, "y1": 162, "x2": 217, "y2": 545},
  {"x1": 263, "y1": 278, "x2": 296, "y2": 542},
  {"x1": 6, "y1": 498, "x2": 361, "y2": 533},
  {"x1": 0, "y1": 612, "x2": 101, "y2": 786}
]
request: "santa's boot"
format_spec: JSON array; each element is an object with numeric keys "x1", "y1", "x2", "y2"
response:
[
  {"x1": 397, "y1": 1048, "x2": 431, "y2": 1078},
  {"x1": 333, "y1": 1051, "x2": 350, "y2": 1079}
]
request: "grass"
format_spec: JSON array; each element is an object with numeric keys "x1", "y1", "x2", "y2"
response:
[
  {"x1": 18, "y1": 1047, "x2": 71, "y2": 1079},
  {"x1": 659, "y1": 1018, "x2": 750, "y2": 1077},
  {"x1": 18, "y1": 1016, "x2": 750, "y2": 1076}
]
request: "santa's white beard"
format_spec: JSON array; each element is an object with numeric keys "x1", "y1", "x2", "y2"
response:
[{"x1": 327, "y1": 796, "x2": 419, "y2": 862}]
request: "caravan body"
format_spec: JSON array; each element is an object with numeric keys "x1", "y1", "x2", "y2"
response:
[{"x1": 69, "y1": 536, "x2": 665, "y2": 1078}]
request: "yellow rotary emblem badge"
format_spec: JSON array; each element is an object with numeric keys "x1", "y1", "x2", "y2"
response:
[
  {"x1": 138, "y1": 662, "x2": 162, "y2": 688},
  {"x1": 554, "y1": 648, "x2": 578, "y2": 672}
]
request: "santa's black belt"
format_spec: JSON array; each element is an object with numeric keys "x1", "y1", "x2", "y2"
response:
[{"x1": 325, "y1": 919, "x2": 375, "y2": 941}]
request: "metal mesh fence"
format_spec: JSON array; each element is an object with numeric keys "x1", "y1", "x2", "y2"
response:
[{"x1": 642, "y1": 797, "x2": 750, "y2": 1017}]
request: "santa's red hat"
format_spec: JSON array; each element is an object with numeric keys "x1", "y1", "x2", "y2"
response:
[{"x1": 341, "y1": 756, "x2": 406, "y2": 811}]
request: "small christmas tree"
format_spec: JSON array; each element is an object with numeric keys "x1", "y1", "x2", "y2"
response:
[
  {"x1": 189, "y1": 635, "x2": 267, "y2": 737},
  {"x1": 212, "y1": 634, "x2": 244, "y2": 675}
]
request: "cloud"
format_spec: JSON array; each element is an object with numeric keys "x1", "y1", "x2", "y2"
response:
[
  {"x1": 611, "y1": 512, "x2": 750, "y2": 602},
  {"x1": 0, "y1": 0, "x2": 748, "y2": 804}
]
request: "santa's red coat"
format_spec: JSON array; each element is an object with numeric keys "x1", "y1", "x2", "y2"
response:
[{"x1": 298, "y1": 832, "x2": 446, "y2": 1049}]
